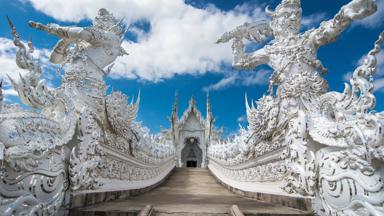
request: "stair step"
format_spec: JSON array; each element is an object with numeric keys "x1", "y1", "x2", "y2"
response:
[
  {"x1": 230, "y1": 205, "x2": 244, "y2": 216},
  {"x1": 138, "y1": 205, "x2": 154, "y2": 216},
  {"x1": 155, "y1": 213, "x2": 228, "y2": 216},
  {"x1": 73, "y1": 168, "x2": 312, "y2": 216}
]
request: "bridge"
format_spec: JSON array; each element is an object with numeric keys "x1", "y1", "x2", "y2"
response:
[
  {"x1": 1, "y1": 1, "x2": 384, "y2": 216},
  {"x1": 73, "y1": 168, "x2": 311, "y2": 216}
]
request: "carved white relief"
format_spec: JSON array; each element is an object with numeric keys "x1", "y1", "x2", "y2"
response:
[
  {"x1": 0, "y1": 8, "x2": 176, "y2": 215},
  {"x1": 212, "y1": 0, "x2": 383, "y2": 215}
]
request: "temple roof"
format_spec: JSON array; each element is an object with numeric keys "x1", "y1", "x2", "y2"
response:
[{"x1": 178, "y1": 96, "x2": 206, "y2": 130}]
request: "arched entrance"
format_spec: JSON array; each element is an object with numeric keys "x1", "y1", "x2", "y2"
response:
[{"x1": 181, "y1": 137, "x2": 202, "y2": 167}]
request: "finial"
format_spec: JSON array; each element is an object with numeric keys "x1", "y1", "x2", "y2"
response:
[
  {"x1": 7, "y1": 15, "x2": 25, "y2": 49},
  {"x1": 206, "y1": 92, "x2": 211, "y2": 111},
  {"x1": 206, "y1": 91, "x2": 213, "y2": 120},
  {"x1": 172, "y1": 90, "x2": 179, "y2": 117},
  {"x1": 189, "y1": 95, "x2": 196, "y2": 111},
  {"x1": 190, "y1": 95, "x2": 195, "y2": 105},
  {"x1": 173, "y1": 91, "x2": 179, "y2": 106},
  {"x1": 6, "y1": 15, "x2": 14, "y2": 30}
]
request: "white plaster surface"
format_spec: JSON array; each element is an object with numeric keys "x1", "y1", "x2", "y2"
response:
[
  {"x1": 208, "y1": 164, "x2": 310, "y2": 199},
  {"x1": 73, "y1": 165, "x2": 175, "y2": 195}
]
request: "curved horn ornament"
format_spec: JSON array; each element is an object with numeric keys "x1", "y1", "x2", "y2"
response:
[{"x1": 265, "y1": 5, "x2": 275, "y2": 17}]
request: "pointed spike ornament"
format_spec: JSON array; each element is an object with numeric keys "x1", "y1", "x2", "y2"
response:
[
  {"x1": 7, "y1": 16, "x2": 24, "y2": 49},
  {"x1": 189, "y1": 95, "x2": 195, "y2": 109},
  {"x1": 265, "y1": 5, "x2": 275, "y2": 17},
  {"x1": 6, "y1": 74, "x2": 16, "y2": 88},
  {"x1": 172, "y1": 91, "x2": 179, "y2": 116},
  {"x1": 245, "y1": 93, "x2": 251, "y2": 111},
  {"x1": 135, "y1": 90, "x2": 141, "y2": 109},
  {"x1": 206, "y1": 91, "x2": 211, "y2": 114}
]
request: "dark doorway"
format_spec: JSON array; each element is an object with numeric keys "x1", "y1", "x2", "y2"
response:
[
  {"x1": 181, "y1": 137, "x2": 203, "y2": 168},
  {"x1": 186, "y1": 161, "x2": 197, "y2": 167}
]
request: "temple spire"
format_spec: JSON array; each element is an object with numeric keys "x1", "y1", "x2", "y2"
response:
[
  {"x1": 170, "y1": 91, "x2": 179, "y2": 145},
  {"x1": 205, "y1": 92, "x2": 213, "y2": 146},
  {"x1": 206, "y1": 92, "x2": 211, "y2": 118},
  {"x1": 189, "y1": 95, "x2": 195, "y2": 110},
  {"x1": 171, "y1": 91, "x2": 179, "y2": 120}
]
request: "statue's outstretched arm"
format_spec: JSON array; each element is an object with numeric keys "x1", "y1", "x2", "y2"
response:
[
  {"x1": 232, "y1": 38, "x2": 269, "y2": 69},
  {"x1": 310, "y1": 0, "x2": 377, "y2": 48},
  {"x1": 29, "y1": 21, "x2": 103, "y2": 44}
]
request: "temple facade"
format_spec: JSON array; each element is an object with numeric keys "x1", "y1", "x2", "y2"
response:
[{"x1": 169, "y1": 94, "x2": 216, "y2": 168}]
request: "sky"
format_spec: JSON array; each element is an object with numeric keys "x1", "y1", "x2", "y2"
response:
[{"x1": 0, "y1": 0, "x2": 383, "y2": 136}]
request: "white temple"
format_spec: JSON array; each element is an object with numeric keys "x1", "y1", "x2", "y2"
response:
[
  {"x1": 169, "y1": 94, "x2": 217, "y2": 168},
  {"x1": 1, "y1": 0, "x2": 384, "y2": 215}
]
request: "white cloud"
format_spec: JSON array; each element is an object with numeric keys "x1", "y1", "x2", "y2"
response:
[
  {"x1": 374, "y1": 78, "x2": 384, "y2": 91},
  {"x1": 342, "y1": 72, "x2": 353, "y2": 82},
  {"x1": 203, "y1": 75, "x2": 237, "y2": 92},
  {"x1": 3, "y1": 88, "x2": 18, "y2": 96},
  {"x1": 301, "y1": 12, "x2": 327, "y2": 29},
  {"x1": 355, "y1": 0, "x2": 384, "y2": 29},
  {"x1": 23, "y1": 0, "x2": 267, "y2": 82},
  {"x1": 237, "y1": 115, "x2": 247, "y2": 123},
  {"x1": 240, "y1": 69, "x2": 271, "y2": 86},
  {"x1": 203, "y1": 69, "x2": 271, "y2": 92}
]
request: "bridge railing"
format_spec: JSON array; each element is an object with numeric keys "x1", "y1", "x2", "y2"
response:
[{"x1": 208, "y1": 126, "x2": 289, "y2": 194}]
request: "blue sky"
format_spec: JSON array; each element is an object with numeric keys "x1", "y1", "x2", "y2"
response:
[{"x1": 0, "y1": 0, "x2": 383, "y2": 136}]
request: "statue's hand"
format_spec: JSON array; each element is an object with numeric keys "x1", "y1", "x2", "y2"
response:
[
  {"x1": 29, "y1": 21, "x2": 60, "y2": 35},
  {"x1": 29, "y1": 21, "x2": 49, "y2": 31},
  {"x1": 342, "y1": 0, "x2": 377, "y2": 20}
]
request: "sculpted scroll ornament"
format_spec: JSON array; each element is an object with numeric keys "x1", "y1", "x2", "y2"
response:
[
  {"x1": 0, "y1": 17, "x2": 77, "y2": 215},
  {"x1": 310, "y1": 32, "x2": 384, "y2": 215},
  {"x1": 280, "y1": 110, "x2": 316, "y2": 196}
]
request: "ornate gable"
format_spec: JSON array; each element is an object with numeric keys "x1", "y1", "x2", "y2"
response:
[{"x1": 179, "y1": 96, "x2": 205, "y2": 131}]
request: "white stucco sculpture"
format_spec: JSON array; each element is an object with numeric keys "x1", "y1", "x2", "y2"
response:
[
  {"x1": 212, "y1": 0, "x2": 384, "y2": 215},
  {"x1": 0, "y1": 9, "x2": 175, "y2": 215}
]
